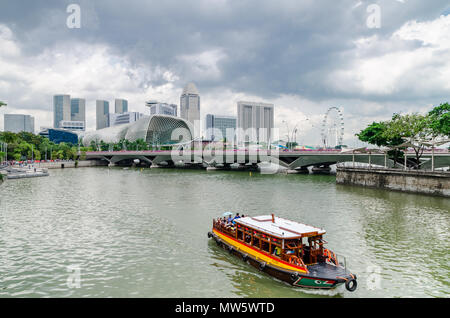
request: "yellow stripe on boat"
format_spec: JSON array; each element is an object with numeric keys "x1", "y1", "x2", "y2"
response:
[{"x1": 213, "y1": 229, "x2": 307, "y2": 273}]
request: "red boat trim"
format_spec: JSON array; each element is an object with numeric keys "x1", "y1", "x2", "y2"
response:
[{"x1": 213, "y1": 228, "x2": 308, "y2": 273}]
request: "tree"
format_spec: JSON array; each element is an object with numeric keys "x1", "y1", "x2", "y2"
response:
[
  {"x1": 383, "y1": 113, "x2": 430, "y2": 168},
  {"x1": 356, "y1": 121, "x2": 403, "y2": 166},
  {"x1": 0, "y1": 101, "x2": 6, "y2": 107},
  {"x1": 428, "y1": 102, "x2": 450, "y2": 137}
]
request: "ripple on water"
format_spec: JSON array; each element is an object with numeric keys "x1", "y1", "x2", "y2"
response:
[{"x1": 0, "y1": 167, "x2": 448, "y2": 297}]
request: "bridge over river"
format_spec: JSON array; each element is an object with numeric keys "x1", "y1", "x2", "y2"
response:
[{"x1": 85, "y1": 149, "x2": 450, "y2": 172}]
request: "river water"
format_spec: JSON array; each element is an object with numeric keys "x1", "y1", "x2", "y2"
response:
[{"x1": 0, "y1": 167, "x2": 448, "y2": 298}]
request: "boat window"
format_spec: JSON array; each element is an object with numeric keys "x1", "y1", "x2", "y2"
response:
[
  {"x1": 252, "y1": 237, "x2": 260, "y2": 248},
  {"x1": 237, "y1": 230, "x2": 244, "y2": 241}
]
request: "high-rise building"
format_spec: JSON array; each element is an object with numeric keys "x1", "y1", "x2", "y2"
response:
[
  {"x1": 205, "y1": 114, "x2": 236, "y2": 141},
  {"x1": 180, "y1": 82, "x2": 200, "y2": 124},
  {"x1": 145, "y1": 101, "x2": 177, "y2": 116},
  {"x1": 4, "y1": 114, "x2": 35, "y2": 133},
  {"x1": 59, "y1": 120, "x2": 85, "y2": 132},
  {"x1": 70, "y1": 98, "x2": 86, "y2": 126},
  {"x1": 237, "y1": 101, "x2": 274, "y2": 144},
  {"x1": 96, "y1": 100, "x2": 110, "y2": 130},
  {"x1": 109, "y1": 112, "x2": 144, "y2": 126},
  {"x1": 115, "y1": 99, "x2": 128, "y2": 114},
  {"x1": 53, "y1": 95, "x2": 71, "y2": 128}
]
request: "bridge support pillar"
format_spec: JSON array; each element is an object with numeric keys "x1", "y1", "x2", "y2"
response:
[
  {"x1": 287, "y1": 166, "x2": 310, "y2": 174},
  {"x1": 206, "y1": 163, "x2": 232, "y2": 171},
  {"x1": 311, "y1": 165, "x2": 331, "y2": 175}
]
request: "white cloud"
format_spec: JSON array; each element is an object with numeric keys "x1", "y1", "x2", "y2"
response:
[
  {"x1": 328, "y1": 14, "x2": 450, "y2": 97},
  {"x1": 0, "y1": 24, "x2": 180, "y2": 131}
]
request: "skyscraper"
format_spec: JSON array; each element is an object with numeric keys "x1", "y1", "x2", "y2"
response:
[
  {"x1": 115, "y1": 99, "x2": 128, "y2": 114},
  {"x1": 53, "y1": 94, "x2": 71, "y2": 128},
  {"x1": 109, "y1": 112, "x2": 143, "y2": 126},
  {"x1": 237, "y1": 101, "x2": 274, "y2": 144},
  {"x1": 145, "y1": 100, "x2": 177, "y2": 116},
  {"x1": 4, "y1": 114, "x2": 35, "y2": 133},
  {"x1": 180, "y1": 82, "x2": 200, "y2": 124},
  {"x1": 70, "y1": 98, "x2": 86, "y2": 124},
  {"x1": 205, "y1": 114, "x2": 236, "y2": 141},
  {"x1": 70, "y1": 98, "x2": 86, "y2": 127},
  {"x1": 96, "y1": 100, "x2": 110, "y2": 130}
]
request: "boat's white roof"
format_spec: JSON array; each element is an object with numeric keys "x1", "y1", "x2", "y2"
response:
[{"x1": 235, "y1": 215, "x2": 326, "y2": 239}]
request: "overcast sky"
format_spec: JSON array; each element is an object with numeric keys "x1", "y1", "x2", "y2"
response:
[{"x1": 0, "y1": 0, "x2": 449, "y2": 146}]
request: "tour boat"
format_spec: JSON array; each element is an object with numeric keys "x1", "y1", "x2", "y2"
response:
[{"x1": 208, "y1": 214, "x2": 357, "y2": 291}]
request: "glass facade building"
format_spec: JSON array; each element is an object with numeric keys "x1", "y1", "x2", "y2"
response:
[
  {"x1": 53, "y1": 95, "x2": 71, "y2": 128},
  {"x1": 96, "y1": 100, "x2": 110, "y2": 130},
  {"x1": 205, "y1": 114, "x2": 236, "y2": 141},
  {"x1": 39, "y1": 128, "x2": 78, "y2": 145},
  {"x1": 115, "y1": 99, "x2": 128, "y2": 114},
  {"x1": 70, "y1": 98, "x2": 86, "y2": 127}
]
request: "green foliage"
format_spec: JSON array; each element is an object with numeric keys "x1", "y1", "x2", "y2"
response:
[
  {"x1": 383, "y1": 113, "x2": 430, "y2": 141},
  {"x1": 428, "y1": 102, "x2": 450, "y2": 137},
  {"x1": 357, "y1": 103, "x2": 449, "y2": 168},
  {"x1": 0, "y1": 131, "x2": 79, "y2": 161}
]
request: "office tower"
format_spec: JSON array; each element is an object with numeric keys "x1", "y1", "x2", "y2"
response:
[
  {"x1": 115, "y1": 99, "x2": 128, "y2": 114},
  {"x1": 53, "y1": 94, "x2": 71, "y2": 128},
  {"x1": 180, "y1": 82, "x2": 200, "y2": 124},
  {"x1": 237, "y1": 101, "x2": 274, "y2": 143},
  {"x1": 145, "y1": 101, "x2": 177, "y2": 116},
  {"x1": 59, "y1": 120, "x2": 85, "y2": 132},
  {"x1": 70, "y1": 98, "x2": 86, "y2": 125},
  {"x1": 205, "y1": 114, "x2": 236, "y2": 141},
  {"x1": 4, "y1": 114, "x2": 35, "y2": 133},
  {"x1": 96, "y1": 100, "x2": 110, "y2": 130},
  {"x1": 109, "y1": 112, "x2": 143, "y2": 126}
]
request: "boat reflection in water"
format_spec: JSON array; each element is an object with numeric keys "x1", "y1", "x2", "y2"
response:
[{"x1": 208, "y1": 214, "x2": 357, "y2": 292}]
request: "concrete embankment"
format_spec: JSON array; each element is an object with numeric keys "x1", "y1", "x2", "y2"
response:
[
  {"x1": 36, "y1": 160, "x2": 108, "y2": 169},
  {"x1": 336, "y1": 167, "x2": 450, "y2": 197}
]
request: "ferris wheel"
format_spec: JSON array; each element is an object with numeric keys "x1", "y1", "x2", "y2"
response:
[{"x1": 321, "y1": 107, "x2": 344, "y2": 148}]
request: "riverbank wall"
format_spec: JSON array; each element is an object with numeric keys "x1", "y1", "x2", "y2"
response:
[
  {"x1": 336, "y1": 167, "x2": 450, "y2": 197},
  {"x1": 34, "y1": 160, "x2": 108, "y2": 169}
]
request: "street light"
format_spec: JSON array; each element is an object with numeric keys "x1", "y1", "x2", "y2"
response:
[{"x1": 282, "y1": 120, "x2": 290, "y2": 150}]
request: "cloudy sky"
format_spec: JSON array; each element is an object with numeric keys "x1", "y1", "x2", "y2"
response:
[{"x1": 0, "y1": 0, "x2": 449, "y2": 146}]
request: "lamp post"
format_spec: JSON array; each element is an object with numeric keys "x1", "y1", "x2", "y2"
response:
[
  {"x1": 291, "y1": 126, "x2": 298, "y2": 150},
  {"x1": 282, "y1": 120, "x2": 290, "y2": 150}
]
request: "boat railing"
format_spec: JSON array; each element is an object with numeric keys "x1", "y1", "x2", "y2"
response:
[
  {"x1": 334, "y1": 252, "x2": 347, "y2": 269},
  {"x1": 212, "y1": 220, "x2": 236, "y2": 237}
]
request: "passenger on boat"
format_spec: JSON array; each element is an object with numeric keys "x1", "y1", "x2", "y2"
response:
[
  {"x1": 274, "y1": 246, "x2": 281, "y2": 256},
  {"x1": 232, "y1": 213, "x2": 241, "y2": 224}
]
